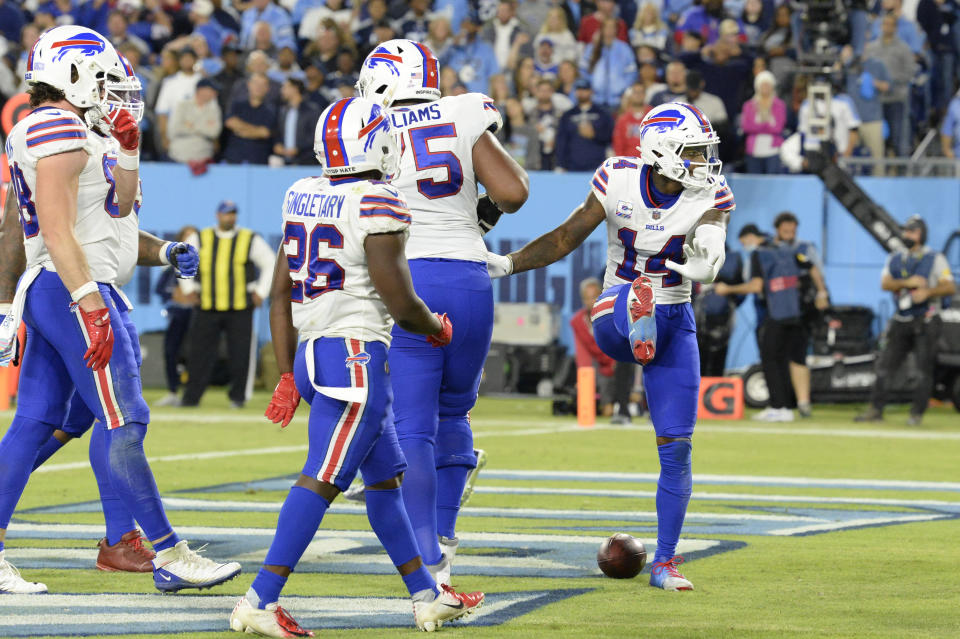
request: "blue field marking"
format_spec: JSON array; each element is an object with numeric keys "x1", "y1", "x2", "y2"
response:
[{"x1": 0, "y1": 589, "x2": 591, "y2": 636}]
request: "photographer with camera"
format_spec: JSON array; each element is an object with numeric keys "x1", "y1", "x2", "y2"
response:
[{"x1": 855, "y1": 216, "x2": 957, "y2": 425}]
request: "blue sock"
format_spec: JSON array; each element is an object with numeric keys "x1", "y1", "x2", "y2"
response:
[
  {"x1": 248, "y1": 568, "x2": 288, "y2": 609},
  {"x1": 366, "y1": 486, "x2": 438, "y2": 596},
  {"x1": 263, "y1": 485, "x2": 330, "y2": 572},
  {"x1": 398, "y1": 438, "x2": 442, "y2": 565},
  {"x1": 104, "y1": 423, "x2": 179, "y2": 550},
  {"x1": 434, "y1": 418, "x2": 476, "y2": 540},
  {"x1": 89, "y1": 427, "x2": 138, "y2": 545},
  {"x1": 0, "y1": 417, "x2": 57, "y2": 541},
  {"x1": 31, "y1": 436, "x2": 65, "y2": 471},
  {"x1": 654, "y1": 440, "x2": 693, "y2": 564}
]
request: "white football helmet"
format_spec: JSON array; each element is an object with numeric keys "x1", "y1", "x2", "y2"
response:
[
  {"x1": 638, "y1": 102, "x2": 722, "y2": 190},
  {"x1": 314, "y1": 97, "x2": 400, "y2": 179},
  {"x1": 24, "y1": 26, "x2": 125, "y2": 111},
  {"x1": 356, "y1": 39, "x2": 441, "y2": 108},
  {"x1": 106, "y1": 54, "x2": 144, "y2": 123}
]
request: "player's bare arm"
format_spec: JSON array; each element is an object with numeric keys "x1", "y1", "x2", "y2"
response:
[
  {"x1": 0, "y1": 187, "x2": 26, "y2": 304},
  {"x1": 268, "y1": 247, "x2": 298, "y2": 375},
  {"x1": 112, "y1": 162, "x2": 138, "y2": 218},
  {"x1": 473, "y1": 131, "x2": 529, "y2": 213},
  {"x1": 136, "y1": 230, "x2": 167, "y2": 266},
  {"x1": 34, "y1": 149, "x2": 106, "y2": 311},
  {"x1": 507, "y1": 191, "x2": 607, "y2": 275},
  {"x1": 365, "y1": 232, "x2": 443, "y2": 335},
  {"x1": 695, "y1": 208, "x2": 729, "y2": 231}
]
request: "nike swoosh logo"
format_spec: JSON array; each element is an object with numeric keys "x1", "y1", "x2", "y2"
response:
[
  {"x1": 441, "y1": 601, "x2": 464, "y2": 610},
  {"x1": 158, "y1": 573, "x2": 172, "y2": 581}
]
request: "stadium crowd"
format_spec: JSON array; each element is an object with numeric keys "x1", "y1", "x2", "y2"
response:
[{"x1": 2, "y1": 0, "x2": 958, "y2": 172}]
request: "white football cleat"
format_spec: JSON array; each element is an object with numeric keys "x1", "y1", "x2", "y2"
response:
[
  {"x1": 153, "y1": 540, "x2": 241, "y2": 592},
  {"x1": 649, "y1": 556, "x2": 694, "y2": 591},
  {"x1": 426, "y1": 553, "x2": 451, "y2": 588},
  {"x1": 0, "y1": 551, "x2": 47, "y2": 594},
  {"x1": 413, "y1": 584, "x2": 484, "y2": 632},
  {"x1": 229, "y1": 596, "x2": 314, "y2": 637},
  {"x1": 460, "y1": 448, "x2": 487, "y2": 506}
]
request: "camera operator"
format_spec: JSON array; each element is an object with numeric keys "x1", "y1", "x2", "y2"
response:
[{"x1": 856, "y1": 216, "x2": 957, "y2": 425}]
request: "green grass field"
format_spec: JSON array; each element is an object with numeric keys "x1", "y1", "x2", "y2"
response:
[{"x1": 2, "y1": 390, "x2": 959, "y2": 638}]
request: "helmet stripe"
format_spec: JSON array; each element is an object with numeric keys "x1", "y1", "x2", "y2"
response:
[
  {"x1": 411, "y1": 41, "x2": 439, "y2": 90},
  {"x1": 322, "y1": 98, "x2": 353, "y2": 168},
  {"x1": 683, "y1": 104, "x2": 712, "y2": 133}
]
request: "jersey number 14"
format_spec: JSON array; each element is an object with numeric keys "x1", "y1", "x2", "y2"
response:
[{"x1": 616, "y1": 229, "x2": 686, "y2": 288}]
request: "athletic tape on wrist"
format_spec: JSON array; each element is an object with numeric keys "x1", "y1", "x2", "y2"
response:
[
  {"x1": 117, "y1": 152, "x2": 140, "y2": 171},
  {"x1": 159, "y1": 242, "x2": 173, "y2": 265},
  {"x1": 70, "y1": 281, "x2": 99, "y2": 303}
]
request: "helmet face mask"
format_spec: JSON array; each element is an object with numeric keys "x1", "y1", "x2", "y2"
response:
[
  {"x1": 105, "y1": 55, "x2": 144, "y2": 123},
  {"x1": 639, "y1": 103, "x2": 723, "y2": 190}
]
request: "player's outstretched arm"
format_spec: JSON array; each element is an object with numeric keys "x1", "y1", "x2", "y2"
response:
[
  {"x1": 506, "y1": 191, "x2": 607, "y2": 275},
  {"x1": 365, "y1": 232, "x2": 444, "y2": 336},
  {"x1": 35, "y1": 150, "x2": 106, "y2": 311},
  {"x1": 0, "y1": 187, "x2": 26, "y2": 305},
  {"x1": 473, "y1": 131, "x2": 529, "y2": 213},
  {"x1": 136, "y1": 230, "x2": 199, "y2": 277}
]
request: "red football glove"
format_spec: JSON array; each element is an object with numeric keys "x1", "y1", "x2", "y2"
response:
[
  {"x1": 426, "y1": 313, "x2": 453, "y2": 348},
  {"x1": 78, "y1": 306, "x2": 114, "y2": 370},
  {"x1": 107, "y1": 107, "x2": 140, "y2": 152},
  {"x1": 265, "y1": 372, "x2": 301, "y2": 428}
]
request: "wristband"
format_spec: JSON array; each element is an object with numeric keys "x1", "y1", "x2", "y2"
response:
[
  {"x1": 117, "y1": 151, "x2": 140, "y2": 171},
  {"x1": 70, "y1": 281, "x2": 99, "y2": 303},
  {"x1": 159, "y1": 242, "x2": 173, "y2": 265}
]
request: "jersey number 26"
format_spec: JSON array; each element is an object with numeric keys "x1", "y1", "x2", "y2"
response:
[{"x1": 283, "y1": 221, "x2": 345, "y2": 302}]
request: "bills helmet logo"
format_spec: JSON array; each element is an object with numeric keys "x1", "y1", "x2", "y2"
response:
[
  {"x1": 345, "y1": 352, "x2": 372, "y2": 367},
  {"x1": 51, "y1": 33, "x2": 107, "y2": 62},
  {"x1": 358, "y1": 107, "x2": 390, "y2": 152},
  {"x1": 366, "y1": 47, "x2": 401, "y2": 76}
]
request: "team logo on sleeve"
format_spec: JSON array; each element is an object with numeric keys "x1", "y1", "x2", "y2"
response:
[
  {"x1": 615, "y1": 200, "x2": 634, "y2": 219},
  {"x1": 345, "y1": 352, "x2": 372, "y2": 367}
]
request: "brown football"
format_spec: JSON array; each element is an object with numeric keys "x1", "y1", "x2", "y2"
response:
[{"x1": 597, "y1": 533, "x2": 646, "y2": 579}]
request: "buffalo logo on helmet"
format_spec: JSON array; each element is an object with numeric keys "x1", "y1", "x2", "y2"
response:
[{"x1": 50, "y1": 32, "x2": 107, "y2": 62}]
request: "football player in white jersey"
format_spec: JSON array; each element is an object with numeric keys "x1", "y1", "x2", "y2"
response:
[
  {"x1": 486, "y1": 103, "x2": 735, "y2": 591},
  {"x1": 355, "y1": 39, "x2": 529, "y2": 585},
  {"x1": 229, "y1": 97, "x2": 484, "y2": 638},
  {"x1": 0, "y1": 26, "x2": 237, "y2": 594}
]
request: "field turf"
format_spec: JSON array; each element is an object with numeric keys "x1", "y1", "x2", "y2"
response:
[{"x1": 1, "y1": 390, "x2": 958, "y2": 638}]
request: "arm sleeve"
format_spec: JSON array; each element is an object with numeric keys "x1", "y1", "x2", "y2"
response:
[
  {"x1": 24, "y1": 113, "x2": 90, "y2": 160},
  {"x1": 590, "y1": 158, "x2": 614, "y2": 207},
  {"x1": 249, "y1": 233, "x2": 277, "y2": 300},
  {"x1": 357, "y1": 185, "x2": 413, "y2": 236}
]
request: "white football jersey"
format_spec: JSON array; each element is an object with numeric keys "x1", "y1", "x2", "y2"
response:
[
  {"x1": 281, "y1": 176, "x2": 411, "y2": 345},
  {"x1": 5, "y1": 107, "x2": 122, "y2": 284},
  {"x1": 386, "y1": 93, "x2": 501, "y2": 263},
  {"x1": 113, "y1": 136, "x2": 143, "y2": 287},
  {"x1": 591, "y1": 157, "x2": 735, "y2": 305}
]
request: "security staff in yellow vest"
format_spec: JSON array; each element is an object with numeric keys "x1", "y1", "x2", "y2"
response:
[{"x1": 179, "y1": 200, "x2": 274, "y2": 408}]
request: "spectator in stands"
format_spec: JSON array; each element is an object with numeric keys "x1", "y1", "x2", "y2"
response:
[
  {"x1": 0, "y1": 0, "x2": 26, "y2": 44},
  {"x1": 536, "y1": 6, "x2": 579, "y2": 64},
  {"x1": 502, "y1": 96, "x2": 540, "y2": 169},
  {"x1": 268, "y1": 45, "x2": 303, "y2": 83},
  {"x1": 248, "y1": 20, "x2": 278, "y2": 59},
  {"x1": 612, "y1": 84, "x2": 648, "y2": 157},
  {"x1": 684, "y1": 70, "x2": 728, "y2": 136},
  {"x1": 865, "y1": 14, "x2": 916, "y2": 157},
  {"x1": 533, "y1": 38, "x2": 560, "y2": 78},
  {"x1": 324, "y1": 48, "x2": 359, "y2": 98},
  {"x1": 155, "y1": 47, "x2": 202, "y2": 158},
  {"x1": 303, "y1": 18, "x2": 350, "y2": 74},
  {"x1": 855, "y1": 216, "x2": 957, "y2": 426},
  {"x1": 579, "y1": 0, "x2": 629, "y2": 44},
  {"x1": 512, "y1": 55, "x2": 538, "y2": 104},
  {"x1": 678, "y1": 29, "x2": 706, "y2": 53},
  {"x1": 223, "y1": 72, "x2": 277, "y2": 164},
  {"x1": 484, "y1": 0, "x2": 533, "y2": 71},
  {"x1": 741, "y1": 70, "x2": 786, "y2": 174},
  {"x1": 526, "y1": 78, "x2": 568, "y2": 171},
  {"x1": 271, "y1": 77, "x2": 320, "y2": 165},
  {"x1": 675, "y1": 0, "x2": 733, "y2": 45},
  {"x1": 108, "y1": 9, "x2": 150, "y2": 56},
  {"x1": 556, "y1": 78, "x2": 614, "y2": 171},
  {"x1": 869, "y1": 0, "x2": 927, "y2": 56},
  {"x1": 695, "y1": 243, "x2": 745, "y2": 377},
  {"x1": 740, "y1": 0, "x2": 770, "y2": 46},
  {"x1": 631, "y1": 2, "x2": 670, "y2": 52},
  {"x1": 557, "y1": 59, "x2": 580, "y2": 100},
  {"x1": 234, "y1": 50, "x2": 283, "y2": 107},
  {"x1": 189, "y1": 0, "x2": 234, "y2": 57},
  {"x1": 155, "y1": 225, "x2": 200, "y2": 408},
  {"x1": 917, "y1": 0, "x2": 959, "y2": 116},
  {"x1": 299, "y1": 0, "x2": 352, "y2": 40},
  {"x1": 214, "y1": 42, "x2": 246, "y2": 114},
  {"x1": 683, "y1": 34, "x2": 751, "y2": 129},
  {"x1": 571, "y1": 277, "x2": 617, "y2": 418},
  {"x1": 425, "y1": 16, "x2": 455, "y2": 62},
  {"x1": 759, "y1": 4, "x2": 794, "y2": 81},
  {"x1": 664, "y1": 0, "x2": 696, "y2": 28},
  {"x1": 648, "y1": 60, "x2": 687, "y2": 106},
  {"x1": 168, "y1": 78, "x2": 223, "y2": 164},
  {"x1": 582, "y1": 16, "x2": 638, "y2": 108},
  {"x1": 447, "y1": 12, "x2": 500, "y2": 94},
  {"x1": 842, "y1": 45, "x2": 890, "y2": 174},
  {"x1": 636, "y1": 57, "x2": 666, "y2": 104},
  {"x1": 352, "y1": 0, "x2": 389, "y2": 54},
  {"x1": 941, "y1": 88, "x2": 960, "y2": 158},
  {"x1": 396, "y1": 0, "x2": 432, "y2": 42},
  {"x1": 240, "y1": 0, "x2": 296, "y2": 52}
]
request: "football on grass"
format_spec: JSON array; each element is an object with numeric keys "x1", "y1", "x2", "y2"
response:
[{"x1": 597, "y1": 533, "x2": 646, "y2": 579}]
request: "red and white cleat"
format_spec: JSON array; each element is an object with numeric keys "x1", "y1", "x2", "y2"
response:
[
  {"x1": 96, "y1": 530, "x2": 156, "y2": 572},
  {"x1": 229, "y1": 596, "x2": 314, "y2": 637},
  {"x1": 413, "y1": 584, "x2": 484, "y2": 632},
  {"x1": 649, "y1": 556, "x2": 694, "y2": 591},
  {"x1": 628, "y1": 276, "x2": 657, "y2": 365}
]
